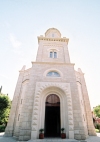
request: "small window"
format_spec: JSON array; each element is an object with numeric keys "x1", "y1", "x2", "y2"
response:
[
  {"x1": 49, "y1": 51, "x2": 57, "y2": 58},
  {"x1": 50, "y1": 52, "x2": 53, "y2": 58},
  {"x1": 47, "y1": 71, "x2": 60, "y2": 77},
  {"x1": 54, "y1": 52, "x2": 57, "y2": 58}
]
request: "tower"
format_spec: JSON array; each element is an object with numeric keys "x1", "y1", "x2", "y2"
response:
[{"x1": 5, "y1": 28, "x2": 96, "y2": 141}]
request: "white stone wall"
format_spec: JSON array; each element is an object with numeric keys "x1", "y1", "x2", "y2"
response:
[
  {"x1": 36, "y1": 28, "x2": 70, "y2": 63},
  {"x1": 31, "y1": 82, "x2": 74, "y2": 139},
  {"x1": 5, "y1": 28, "x2": 96, "y2": 141},
  {"x1": 13, "y1": 80, "x2": 29, "y2": 137},
  {"x1": 5, "y1": 69, "x2": 25, "y2": 137},
  {"x1": 80, "y1": 73, "x2": 96, "y2": 136},
  {"x1": 75, "y1": 69, "x2": 96, "y2": 137}
]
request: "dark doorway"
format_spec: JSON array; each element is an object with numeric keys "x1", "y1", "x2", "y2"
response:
[{"x1": 45, "y1": 94, "x2": 60, "y2": 137}]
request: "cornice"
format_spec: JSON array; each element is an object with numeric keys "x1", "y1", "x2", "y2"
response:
[
  {"x1": 31, "y1": 61, "x2": 75, "y2": 66},
  {"x1": 37, "y1": 36, "x2": 69, "y2": 43}
]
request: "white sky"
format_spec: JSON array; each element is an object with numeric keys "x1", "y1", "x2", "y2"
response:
[{"x1": 0, "y1": 0, "x2": 100, "y2": 108}]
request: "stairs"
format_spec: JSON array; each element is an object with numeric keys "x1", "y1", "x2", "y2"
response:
[{"x1": 27, "y1": 139, "x2": 87, "y2": 142}]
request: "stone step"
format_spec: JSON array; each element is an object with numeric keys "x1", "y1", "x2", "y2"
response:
[{"x1": 27, "y1": 139, "x2": 87, "y2": 142}]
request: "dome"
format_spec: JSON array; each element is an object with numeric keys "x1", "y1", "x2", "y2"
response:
[{"x1": 45, "y1": 28, "x2": 61, "y2": 38}]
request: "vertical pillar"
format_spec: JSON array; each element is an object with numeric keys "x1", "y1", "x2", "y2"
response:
[
  {"x1": 69, "y1": 67, "x2": 87, "y2": 140},
  {"x1": 18, "y1": 67, "x2": 35, "y2": 141},
  {"x1": 81, "y1": 74, "x2": 96, "y2": 136},
  {"x1": 5, "y1": 66, "x2": 25, "y2": 136}
]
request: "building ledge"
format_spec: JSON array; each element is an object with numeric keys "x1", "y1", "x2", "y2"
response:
[
  {"x1": 31, "y1": 61, "x2": 75, "y2": 66},
  {"x1": 38, "y1": 36, "x2": 69, "y2": 43}
]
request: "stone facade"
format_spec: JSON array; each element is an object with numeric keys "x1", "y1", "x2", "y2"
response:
[{"x1": 5, "y1": 28, "x2": 96, "y2": 141}]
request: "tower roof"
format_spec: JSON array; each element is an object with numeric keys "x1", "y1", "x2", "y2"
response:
[
  {"x1": 45, "y1": 28, "x2": 61, "y2": 38},
  {"x1": 38, "y1": 28, "x2": 69, "y2": 43}
]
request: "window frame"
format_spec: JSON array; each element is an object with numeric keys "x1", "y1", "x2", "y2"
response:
[
  {"x1": 50, "y1": 51, "x2": 53, "y2": 58},
  {"x1": 46, "y1": 71, "x2": 60, "y2": 77},
  {"x1": 49, "y1": 50, "x2": 57, "y2": 58}
]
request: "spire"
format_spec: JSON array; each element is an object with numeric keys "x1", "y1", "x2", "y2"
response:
[{"x1": 19, "y1": 65, "x2": 26, "y2": 72}]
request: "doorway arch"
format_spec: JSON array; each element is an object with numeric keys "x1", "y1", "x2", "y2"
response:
[
  {"x1": 45, "y1": 94, "x2": 60, "y2": 137},
  {"x1": 32, "y1": 85, "x2": 71, "y2": 139}
]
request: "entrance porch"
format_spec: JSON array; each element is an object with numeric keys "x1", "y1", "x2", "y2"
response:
[{"x1": 31, "y1": 83, "x2": 74, "y2": 140}]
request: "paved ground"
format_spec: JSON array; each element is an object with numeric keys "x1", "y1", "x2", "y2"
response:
[
  {"x1": 0, "y1": 132, "x2": 100, "y2": 142},
  {"x1": 0, "y1": 132, "x2": 16, "y2": 142},
  {"x1": 85, "y1": 133, "x2": 100, "y2": 142}
]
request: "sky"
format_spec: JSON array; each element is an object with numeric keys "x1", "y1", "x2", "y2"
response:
[{"x1": 0, "y1": 0, "x2": 100, "y2": 109}]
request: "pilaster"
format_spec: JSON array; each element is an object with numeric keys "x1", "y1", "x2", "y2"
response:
[
  {"x1": 81, "y1": 74, "x2": 96, "y2": 136},
  {"x1": 5, "y1": 66, "x2": 25, "y2": 136}
]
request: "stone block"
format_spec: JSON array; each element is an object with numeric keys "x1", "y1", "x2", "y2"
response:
[
  {"x1": 26, "y1": 122, "x2": 31, "y2": 129},
  {"x1": 81, "y1": 134, "x2": 87, "y2": 140},
  {"x1": 23, "y1": 135, "x2": 30, "y2": 141},
  {"x1": 20, "y1": 130, "x2": 25, "y2": 135},
  {"x1": 21, "y1": 122, "x2": 27, "y2": 129},
  {"x1": 19, "y1": 136, "x2": 23, "y2": 141},
  {"x1": 69, "y1": 131, "x2": 74, "y2": 139},
  {"x1": 31, "y1": 131, "x2": 38, "y2": 139},
  {"x1": 26, "y1": 130, "x2": 31, "y2": 135},
  {"x1": 79, "y1": 130, "x2": 85, "y2": 135},
  {"x1": 74, "y1": 134, "x2": 81, "y2": 140},
  {"x1": 74, "y1": 130, "x2": 79, "y2": 134}
]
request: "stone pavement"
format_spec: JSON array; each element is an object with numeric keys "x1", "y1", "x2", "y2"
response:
[
  {"x1": 27, "y1": 138, "x2": 79, "y2": 142},
  {"x1": 85, "y1": 133, "x2": 100, "y2": 142},
  {"x1": 0, "y1": 132, "x2": 100, "y2": 142},
  {"x1": 0, "y1": 132, "x2": 16, "y2": 142}
]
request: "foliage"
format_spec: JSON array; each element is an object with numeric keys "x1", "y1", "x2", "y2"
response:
[
  {"x1": 0, "y1": 86, "x2": 2, "y2": 93},
  {"x1": 95, "y1": 129, "x2": 99, "y2": 133},
  {"x1": 95, "y1": 123, "x2": 100, "y2": 130},
  {"x1": 94, "y1": 105, "x2": 100, "y2": 118},
  {"x1": 39, "y1": 129, "x2": 44, "y2": 133},
  {"x1": 0, "y1": 95, "x2": 11, "y2": 125},
  {"x1": 0, "y1": 125, "x2": 6, "y2": 132},
  {"x1": 61, "y1": 128, "x2": 65, "y2": 133}
]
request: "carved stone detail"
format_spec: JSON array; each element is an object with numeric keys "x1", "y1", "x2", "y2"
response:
[{"x1": 33, "y1": 121, "x2": 37, "y2": 125}]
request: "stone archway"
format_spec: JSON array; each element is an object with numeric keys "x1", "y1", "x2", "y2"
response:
[
  {"x1": 31, "y1": 82, "x2": 74, "y2": 139},
  {"x1": 45, "y1": 94, "x2": 60, "y2": 137}
]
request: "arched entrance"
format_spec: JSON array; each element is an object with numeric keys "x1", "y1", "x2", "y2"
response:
[{"x1": 44, "y1": 94, "x2": 60, "y2": 137}]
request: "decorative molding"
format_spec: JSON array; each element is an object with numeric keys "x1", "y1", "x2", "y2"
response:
[
  {"x1": 34, "y1": 107, "x2": 38, "y2": 110},
  {"x1": 33, "y1": 121, "x2": 37, "y2": 125},
  {"x1": 31, "y1": 81, "x2": 74, "y2": 139},
  {"x1": 38, "y1": 37, "x2": 69, "y2": 43},
  {"x1": 35, "y1": 82, "x2": 71, "y2": 96},
  {"x1": 43, "y1": 68, "x2": 63, "y2": 77},
  {"x1": 32, "y1": 61, "x2": 75, "y2": 66}
]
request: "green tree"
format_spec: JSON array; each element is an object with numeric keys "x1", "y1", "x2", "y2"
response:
[
  {"x1": 94, "y1": 105, "x2": 100, "y2": 118},
  {"x1": 0, "y1": 86, "x2": 2, "y2": 93},
  {"x1": 0, "y1": 95, "x2": 11, "y2": 125}
]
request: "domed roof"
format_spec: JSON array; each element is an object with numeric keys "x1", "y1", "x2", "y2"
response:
[{"x1": 45, "y1": 28, "x2": 61, "y2": 38}]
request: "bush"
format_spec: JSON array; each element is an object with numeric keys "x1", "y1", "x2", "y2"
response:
[
  {"x1": 0, "y1": 95, "x2": 11, "y2": 125},
  {"x1": 95, "y1": 129, "x2": 99, "y2": 133},
  {"x1": 95, "y1": 124, "x2": 100, "y2": 129},
  {"x1": 0, "y1": 125, "x2": 6, "y2": 132}
]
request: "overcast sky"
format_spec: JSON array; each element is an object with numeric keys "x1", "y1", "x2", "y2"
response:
[{"x1": 0, "y1": 0, "x2": 100, "y2": 108}]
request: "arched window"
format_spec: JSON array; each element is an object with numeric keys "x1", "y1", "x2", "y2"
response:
[
  {"x1": 49, "y1": 50, "x2": 57, "y2": 58},
  {"x1": 47, "y1": 71, "x2": 60, "y2": 77},
  {"x1": 46, "y1": 94, "x2": 60, "y2": 106},
  {"x1": 54, "y1": 52, "x2": 57, "y2": 58}
]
